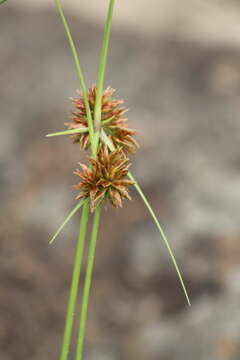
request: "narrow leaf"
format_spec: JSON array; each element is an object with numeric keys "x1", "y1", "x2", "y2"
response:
[
  {"x1": 46, "y1": 128, "x2": 88, "y2": 137},
  {"x1": 49, "y1": 199, "x2": 86, "y2": 244},
  {"x1": 75, "y1": 204, "x2": 102, "y2": 360},
  {"x1": 0, "y1": 0, "x2": 7, "y2": 4},
  {"x1": 128, "y1": 171, "x2": 191, "y2": 306},
  {"x1": 93, "y1": 0, "x2": 116, "y2": 156},
  {"x1": 54, "y1": 0, "x2": 95, "y2": 153},
  {"x1": 100, "y1": 129, "x2": 191, "y2": 306}
]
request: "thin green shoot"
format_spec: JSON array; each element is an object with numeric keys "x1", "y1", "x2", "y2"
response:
[
  {"x1": 128, "y1": 171, "x2": 191, "y2": 306},
  {"x1": 59, "y1": 200, "x2": 90, "y2": 360},
  {"x1": 46, "y1": 128, "x2": 88, "y2": 137},
  {"x1": 74, "y1": 1, "x2": 116, "y2": 356},
  {"x1": 54, "y1": 0, "x2": 95, "y2": 153},
  {"x1": 75, "y1": 204, "x2": 102, "y2": 360},
  {"x1": 49, "y1": 199, "x2": 86, "y2": 244},
  {"x1": 93, "y1": 0, "x2": 116, "y2": 155},
  {"x1": 100, "y1": 129, "x2": 191, "y2": 306}
]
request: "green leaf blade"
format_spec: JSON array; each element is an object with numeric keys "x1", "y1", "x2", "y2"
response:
[
  {"x1": 54, "y1": 0, "x2": 95, "y2": 153},
  {"x1": 49, "y1": 199, "x2": 86, "y2": 244},
  {"x1": 100, "y1": 128, "x2": 191, "y2": 306},
  {"x1": 93, "y1": 0, "x2": 116, "y2": 156},
  {"x1": 128, "y1": 171, "x2": 191, "y2": 306},
  {"x1": 46, "y1": 128, "x2": 88, "y2": 137}
]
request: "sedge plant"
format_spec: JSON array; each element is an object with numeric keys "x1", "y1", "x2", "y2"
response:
[{"x1": 45, "y1": 1, "x2": 191, "y2": 359}]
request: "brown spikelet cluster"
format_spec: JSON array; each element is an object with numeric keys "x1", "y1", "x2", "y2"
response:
[
  {"x1": 65, "y1": 86, "x2": 139, "y2": 153},
  {"x1": 74, "y1": 146, "x2": 135, "y2": 212}
]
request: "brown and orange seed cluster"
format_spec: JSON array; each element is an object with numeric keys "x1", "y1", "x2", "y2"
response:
[
  {"x1": 67, "y1": 86, "x2": 138, "y2": 211},
  {"x1": 65, "y1": 86, "x2": 139, "y2": 153},
  {"x1": 74, "y1": 146, "x2": 135, "y2": 212}
]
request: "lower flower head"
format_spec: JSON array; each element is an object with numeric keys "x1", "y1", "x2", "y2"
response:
[{"x1": 74, "y1": 147, "x2": 135, "y2": 212}]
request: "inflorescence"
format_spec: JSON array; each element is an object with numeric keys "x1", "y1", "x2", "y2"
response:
[
  {"x1": 74, "y1": 146, "x2": 135, "y2": 212},
  {"x1": 66, "y1": 86, "x2": 139, "y2": 154},
  {"x1": 66, "y1": 86, "x2": 138, "y2": 211}
]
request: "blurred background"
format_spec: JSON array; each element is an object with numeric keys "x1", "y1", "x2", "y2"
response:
[{"x1": 1, "y1": 0, "x2": 240, "y2": 359}]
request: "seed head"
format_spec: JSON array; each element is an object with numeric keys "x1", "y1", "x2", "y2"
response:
[
  {"x1": 65, "y1": 86, "x2": 139, "y2": 153},
  {"x1": 74, "y1": 146, "x2": 135, "y2": 212}
]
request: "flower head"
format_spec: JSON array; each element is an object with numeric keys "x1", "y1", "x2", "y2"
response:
[
  {"x1": 65, "y1": 86, "x2": 138, "y2": 153},
  {"x1": 74, "y1": 146, "x2": 135, "y2": 212}
]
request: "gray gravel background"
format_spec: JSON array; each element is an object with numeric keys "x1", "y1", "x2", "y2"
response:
[{"x1": 0, "y1": 2, "x2": 240, "y2": 360}]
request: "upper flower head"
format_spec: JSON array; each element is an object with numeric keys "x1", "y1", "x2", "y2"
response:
[
  {"x1": 65, "y1": 86, "x2": 139, "y2": 153},
  {"x1": 74, "y1": 146, "x2": 135, "y2": 212}
]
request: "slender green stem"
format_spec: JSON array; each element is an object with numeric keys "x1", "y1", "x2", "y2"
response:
[
  {"x1": 54, "y1": 0, "x2": 95, "y2": 153},
  {"x1": 73, "y1": 3, "x2": 115, "y2": 357},
  {"x1": 93, "y1": 0, "x2": 116, "y2": 156},
  {"x1": 75, "y1": 205, "x2": 102, "y2": 360},
  {"x1": 94, "y1": 0, "x2": 116, "y2": 123},
  {"x1": 59, "y1": 200, "x2": 90, "y2": 360},
  {"x1": 54, "y1": 2, "x2": 111, "y2": 360},
  {"x1": 46, "y1": 128, "x2": 89, "y2": 137}
]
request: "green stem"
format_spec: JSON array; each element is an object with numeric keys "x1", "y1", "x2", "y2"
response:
[
  {"x1": 93, "y1": 0, "x2": 116, "y2": 155},
  {"x1": 59, "y1": 200, "x2": 90, "y2": 360},
  {"x1": 73, "y1": 2, "x2": 115, "y2": 357},
  {"x1": 75, "y1": 205, "x2": 102, "y2": 360},
  {"x1": 54, "y1": 0, "x2": 95, "y2": 154}
]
